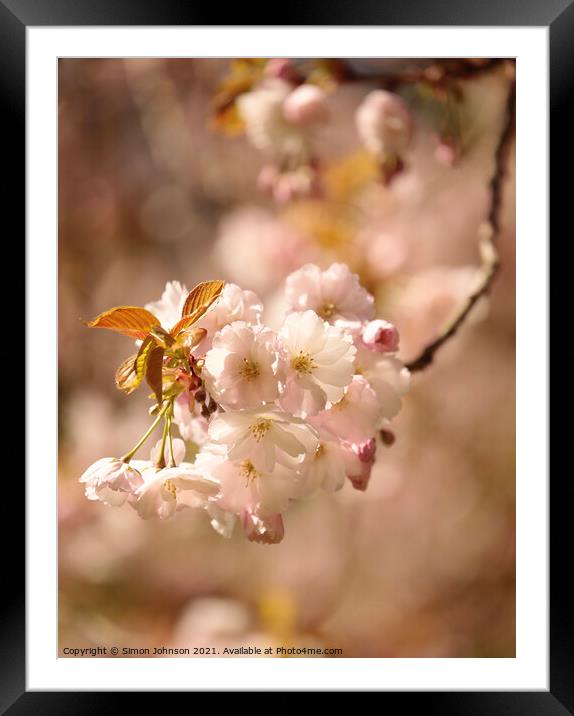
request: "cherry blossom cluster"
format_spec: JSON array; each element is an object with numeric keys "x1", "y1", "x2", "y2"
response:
[
  {"x1": 219, "y1": 58, "x2": 487, "y2": 201},
  {"x1": 80, "y1": 264, "x2": 409, "y2": 544},
  {"x1": 237, "y1": 60, "x2": 330, "y2": 203},
  {"x1": 237, "y1": 66, "x2": 416, "y2": 195}
]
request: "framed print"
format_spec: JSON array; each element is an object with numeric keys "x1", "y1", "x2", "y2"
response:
[{"x1": 9, "y1": 0, "x2": 566, "y2": 709}]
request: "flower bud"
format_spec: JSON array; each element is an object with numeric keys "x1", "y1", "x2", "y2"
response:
[
  {"x1": 435, "y1": 134, "x2": 460, "y2": 167},
  {"x1": 79, "y1": 457, "x2": 143, "y2": 506},
  {"x1": 352, "y1": 437, "x2": 377, "y2": 463},
  {"x1": 347, "y1": 438, "x2": 376, "y2": 491},
  {"x1": 272, "y1": 167, "x2": 318, "y2": 204},
  {"x1": 355, "y1": 90, "x2": 412, "y2": 156},
  {"x1": 274, "y1": 174, "x2": 297, "y2": 204},
  {"x1": 362, "y1": 319, "x2": 400, "y2": 353},
  {"x1": 257, "y1": 164, "x2": 280, "y2": 194},
  {"x1": 264, "y1": 58, "x2": 300, "y2": 84},
  {"x1": 242, "y1": 509, "x2": 285, "y2": 544},
  {"x1": 283, "y1": 84, "x2": 329, "y2": 126},
  {"x1": 380, "y1": 428, "x2": 395, "y2": 446},
  {"x1": 347, "y1": 465, "x2": 372, "y2": 492}
]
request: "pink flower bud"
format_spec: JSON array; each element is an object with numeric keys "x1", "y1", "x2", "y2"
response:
[
  {"x1": 355, "y1": 90, "x2": 412, "y2": 156},
  {"x1": 362, "y1": 319, "x2": 400, "y2": 353},
  {"x1": 272, "y1": 167, "x2": 319, "y2": 204},
  {"x1": 264, "y1": 58, "x2": 300, "y2": 84},
  {"x1": 273, "y1": 174, "x2": 297, "y2": 204},
  {"x1": 435, "y1": 135, "x2": 460, "y2": 167},
  {"x1": 283, "y1": 84, "x2": 329, "y2": 126},
  {"x1": 352, "y1": 437, "x2": 377, "y2": 463},
  {"x1": 347, "y1": 438, "x2": 376, "y2": 491},
  {"x1": 347, "y1": 464, "x2": 372, "y2": 492},
  {"x1": 257, "y1": 164, "x2": 279, "y2": 194},
  {"x1": 242, "y1": 509, "x2": 285, "y2": 544}
]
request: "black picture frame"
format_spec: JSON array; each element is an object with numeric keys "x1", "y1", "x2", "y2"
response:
[{"x1": 10, "y1": 0, "x2": 564, "y2": 710}]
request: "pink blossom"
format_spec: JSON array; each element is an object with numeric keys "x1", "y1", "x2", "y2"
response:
[
  {"x1": 271, "y1": 166, "x2": 319, "y2": 204},
  {"x1": 130, "y1": 461, "x2": 219, "y2": 520},
  {"x1": 192, "y1": 283, "x2": 263, "y2": 355},
  {"x1": 172, "y1": 392, "x2": 209, "y2": 446},
  {"x1": 285, "y1": 263, "x2": 375, "y2": 323},
  {"x1": 362, "y1": 319, "x2": 400, "y2": 353},
  {"x1": 278, "y1": 310, "x2": 356, "y2": 418},
  {"x1": 192, "y1": 444, "x2": 305, "y2": 517},
  {"x1": 354, "y1": 351, "x2": 411, "y2": 421},
  {"x1": 82, "y1": 259, "x2": 413, "y2": 541},
  {"x1": 355, "y1": 89, "x2": 413, "y2": 157},
  {"x1": 299, "y1": 428, "x2": 357, "y2": 495},
  {"x1": 79, "y1": 457, "x2": 143, "y2": 506},
  {"x1": 283, "y1": 84, "x2": 329, "y2": 126},
  {"x1": 236, "y1": 79, "x2": 322, "y2": 204},
  {"x1": 237, "y1": 79, "x2": 307, "y2": 158},
  {"x1": 313, "y1": 375, "x2": 383, "y2": 443},
  {"x1": 208, "y1": 407, "x2": 319, "y2": 473},
  {"x1": 258, "y1": 164, "x2": 320, "y2": 204},
  {"x1": 203, "y1": 322, "x2": 285, "y2": 410},
  {"x1": 299, "y1": 431, "x2": 377, "y2": 494}
]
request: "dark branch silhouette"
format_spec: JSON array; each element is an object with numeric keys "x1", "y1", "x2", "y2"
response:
[{"x1": 405, "y1": 68, "x2": 515, "y2": 374}]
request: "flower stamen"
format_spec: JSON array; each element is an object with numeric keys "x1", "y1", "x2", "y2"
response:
[
  {"x1": 163, "y1": 478, "x2": 177, "y2": 497},
  {"x1": 240, "y1": 358, "x2": 260, "y2": 381},
  {"x1": 291, "y1": 351, "x2": 316, "y2": 375},
  {"x1": 250, "y1": 419, "x2": 272, "y2": 442},
  {"x1": 319, "y1": 302, "x2": 336, "y2": 319},
  {"x1": 240, "y1": 459, "x2": 260, "y2": 486}
]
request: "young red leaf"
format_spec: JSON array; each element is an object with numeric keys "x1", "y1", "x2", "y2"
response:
[
  {"x1": 115, "y1": 336, "x2": 155, "y2": 394},
  {"x1": 148, "y1": 325, "x2": 176, "y2": 349},
  {"x1": 180, "y1": 327, "x2": 208, "y2": 350},
  {"x1": 180, "y1": 280, "x2": 225, "y2": 320},
  {"x1": 168, "y1": 281, "x2": 224, "y2": 337},
  {"x1": 170, "y1": 312, "x2": 209, "y2": 338},
  {"x1": 84, "y1": 306, "x2": 160, "y2": 340},
  {"x1": 115, "y1": 353, "x2": 141, "y2": 394}
]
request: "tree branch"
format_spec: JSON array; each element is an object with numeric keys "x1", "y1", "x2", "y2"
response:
[
  {"x1": 329, "y1": 58, "x2": 506, "y2": 89},
  {"x1": 405, "y1": 69, "x2": 515, "y2": 374}
]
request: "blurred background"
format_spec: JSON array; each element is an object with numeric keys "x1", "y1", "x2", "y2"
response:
[{"x1": 58, "y1": 58, "x2": 515, "y2": 658}]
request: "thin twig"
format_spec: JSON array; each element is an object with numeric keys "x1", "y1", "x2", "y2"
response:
[
  {"x1": 405, "y1": 70, "x2": 515, "y2": 374},
  {"x1": 331, "y1": 58, "x2": 506, "y2": 88}
]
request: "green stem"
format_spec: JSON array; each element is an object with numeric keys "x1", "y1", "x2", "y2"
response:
[
  {"x1": 155, "y1": 414, "x2": 170, "y2": 469},
  {"x1": 121, "y1": 401, "x2": 170, "y2": 463},
  {"x1": 167, "y1": 417, "x2": 176, "y2": 468}
]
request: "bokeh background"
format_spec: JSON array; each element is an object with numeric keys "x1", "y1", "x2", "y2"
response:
[{"x1": 58, "y1": 58, "x2": 515, "y2": 657}]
